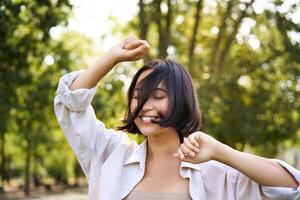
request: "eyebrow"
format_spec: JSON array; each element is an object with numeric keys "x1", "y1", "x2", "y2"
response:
[{"x1": 133, "y1": 88, "x2": 168, "y2": 93}]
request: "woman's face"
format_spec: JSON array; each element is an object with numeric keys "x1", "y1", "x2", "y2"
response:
[{"x1": 130, "y1": 69, "x2": 170, "y2": 136}]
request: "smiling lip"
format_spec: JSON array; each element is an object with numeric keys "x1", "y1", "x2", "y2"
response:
[{"x1": 139, "y1": 115, "x2": 160, "y2": 122}]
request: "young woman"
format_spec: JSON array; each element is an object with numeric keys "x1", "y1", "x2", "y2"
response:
[{"x1": 54, "y1": 37, "x2": 300, "y2": 200}]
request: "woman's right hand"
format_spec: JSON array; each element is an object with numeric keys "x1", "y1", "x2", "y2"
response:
[{"x1": 109, "y1": 37, "x2": 150, "y2": 64}]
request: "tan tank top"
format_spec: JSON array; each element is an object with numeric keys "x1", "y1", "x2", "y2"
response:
[{"x1": 123, "y1": 189, "x2": 192, "y2": 200}]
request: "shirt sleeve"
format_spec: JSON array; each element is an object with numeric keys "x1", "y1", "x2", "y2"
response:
[
  {"x1": 54, "y1": 70, "x2": 128, "y2": 179},
  {"x1": 235, "y1": 170, "x2": 262, "y2": 199},
  {"x1": 233, "y1": 159, "x2": 300, "y2": 200},
  {"x1": 260, "y1": 159, "x2": 300, "y2": 200}
]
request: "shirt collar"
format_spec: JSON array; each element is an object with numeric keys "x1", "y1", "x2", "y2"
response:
[
  {"x1": 124, "y1": 139, "x2": 148, "y2": 167},
  {"x1": 181, "y1": 161, "x2": 201, "y2": 171},
  {"x1": 124, "y1": 138, "x2": 201, "y2": 171}
]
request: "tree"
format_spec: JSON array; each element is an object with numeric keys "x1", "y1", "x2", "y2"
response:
[
  {"x1": 125, "y1": 0, "x2": 300, "y2": 156},
  {"x1": 0, "y1": 0, "x2": 72, "y2": 194}
]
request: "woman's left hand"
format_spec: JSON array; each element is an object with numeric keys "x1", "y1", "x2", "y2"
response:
[{"x1": 174, "y1": 131, "x2": 222, "y2": 164}]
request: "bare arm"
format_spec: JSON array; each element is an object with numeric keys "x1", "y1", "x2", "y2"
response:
[
  {"x1": 217, "y1": 142, "x2": 298, "y2": 188},
  {"x1": 176, "y1": 132, "x2": 298, "y2": 188},
  {"x1": 69, "y1": 37, "x2": 150, "y2": 91}
]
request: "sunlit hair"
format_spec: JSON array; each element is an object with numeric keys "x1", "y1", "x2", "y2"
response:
[{"x1": 117, "y1": 59, "x2": 203, "y2": 143}]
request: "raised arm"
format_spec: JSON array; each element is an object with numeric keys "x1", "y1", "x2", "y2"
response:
[
  {"x1": 54, "y1": 37, "x2": 150, "y2": 178},
  {"x1": 69, "y1": 37, "x2": 150, "y2": 90}
]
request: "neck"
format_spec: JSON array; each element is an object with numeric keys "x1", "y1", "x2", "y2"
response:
[{"x1": 146, "y1": 129, "x2": 181, "y2": 160}]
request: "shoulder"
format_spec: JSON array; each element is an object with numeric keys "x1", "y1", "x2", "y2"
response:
[
  {"x1": 200, "y1": 160, "x2": 228, "y2": 171},
  {"x1": 103, "y1": 129, "x2": 138, "y2": 150}
]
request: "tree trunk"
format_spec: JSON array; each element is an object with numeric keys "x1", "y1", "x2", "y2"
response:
[
  {"x1": 216, "y1": 0, "x2": 255, "y2": 69},
  {"x1": 139, "y1": 0, "x2": 150, "y2": 62},
  {"x1": 160, "y1": 0, "x2": 172, "y2": 58},
  {"x1": 153, "y1": 0, "x2": 163, "y2": 57},
  {"x1": 210, "y1": 0, "x2": 235, "y2": 69},
  {"x1": 139, "y1": 0, "x2": 148, "y2": 40},
  {"x1": 188, "y1": 0, "x2": 204, "y2": 73},
  {"x1": 0, "y1": 67, "x2": 9, "y2": 187},
  {"x1": 24, "y1": 131, "x2": 32, "y2": 196},
  {"x1": 154, "y1": 0, "x2": 173, "y2": 58},
  {"x1": 0, "y1": 131, "x2": 6, "y2": 187}
]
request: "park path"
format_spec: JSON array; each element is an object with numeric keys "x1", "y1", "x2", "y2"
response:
[
  {"x1": 16, "y1": 193, "x2": 87, "y2": 200},
  {"x1": 0, "y1": 187, "x2": 88, "y2": 200}
]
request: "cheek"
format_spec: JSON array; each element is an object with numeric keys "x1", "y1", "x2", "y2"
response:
[
  {"x1": 130, "y1": 99, "x2": 138, "y2": 113},
  {"x1": 160, "y1": 98, "x2": 169, "y2": 113}
]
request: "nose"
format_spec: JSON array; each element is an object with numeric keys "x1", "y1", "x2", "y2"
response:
[{"x1": 141, "y1": 99, "x2": 154, "y2": 111}]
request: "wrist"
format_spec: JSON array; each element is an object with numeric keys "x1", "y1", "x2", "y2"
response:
[
  {"x1": 102, "y1": 51, "x2": 119, "y2": 67},
  {"x1": 213, "y1": 142, "x2": 233, "y2": 163}
]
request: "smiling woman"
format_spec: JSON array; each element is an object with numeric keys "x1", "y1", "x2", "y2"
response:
[{"x1": 54, "y1": 37, "x2": 300, "y2": 200}]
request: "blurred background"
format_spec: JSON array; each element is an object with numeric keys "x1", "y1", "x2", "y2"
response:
[{"x1": 0, "y1": 0, "x2": 300, "y2": 199}]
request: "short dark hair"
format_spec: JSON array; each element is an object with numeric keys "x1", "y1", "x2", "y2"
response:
[{"x1": 118, "y1": 59, "x2": 203, "y2": 143}]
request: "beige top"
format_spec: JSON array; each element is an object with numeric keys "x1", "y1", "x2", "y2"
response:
[{"x1": 124, "y1": 189, "x2": 192, "y2": 200}]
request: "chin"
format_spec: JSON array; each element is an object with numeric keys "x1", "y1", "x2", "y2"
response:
[
  {"x1": 134, "y1": 117, "x2": 166, "y2": 136},
  {"x1": 136, "y1": 125, "x2": 158, "y2": 136}
]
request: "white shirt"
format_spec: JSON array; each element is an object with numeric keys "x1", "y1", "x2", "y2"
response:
[{"x1": 54, "y1": 70, "x2": 300, "y2": 200}]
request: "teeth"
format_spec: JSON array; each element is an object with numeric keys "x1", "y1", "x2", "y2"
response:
[{"x1": 140, "y1": 116, "x2": 158, "y2": 122}]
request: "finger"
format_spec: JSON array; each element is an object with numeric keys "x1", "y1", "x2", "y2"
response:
[
  {"x1": 187, "y1": 135, "x2": 200, "y2": 148},
  {"x1": 194, "y1": 132, "x2": 202, "y2": 144},
  {"x1": 177, "y1": 148, "x2": 186, "y2": 160},
  {"x1": 127, "y1": 43, "x2": 150, "y2": 59},
  {"x1": 182, "y1": 155, "x2": 195, "y2": 163},
  {"x1": 180, "y1": 143, "x2": 195, "y2": 157},
  {"x1": 122, "y1": 37, "x2": 136, "y2": 48},
  {"x1": 124, "y1": 40, "x2": 145, "y2": 50},
  {"x1": 184, "y1": 137, "x2": 200, "y2": 153}
]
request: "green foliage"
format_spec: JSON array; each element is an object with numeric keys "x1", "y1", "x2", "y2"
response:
[
  {"x1": 0, "y1": 0, "x2": 74, "y2": 191},
  {"x1": 1, "y1": 0, "x2": 300, "y2": 191},
  {"x1": 124, "y1": 0, "x2": 300, "y2": 156}
]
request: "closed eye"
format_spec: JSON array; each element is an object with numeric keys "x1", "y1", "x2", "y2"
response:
[{"x1": 153, "y1": 96, "x2": 166, "y2": 100}]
